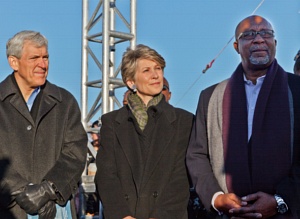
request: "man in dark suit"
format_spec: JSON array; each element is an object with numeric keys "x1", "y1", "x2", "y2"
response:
[
  {"x1": 0, "y1": 30, "x2": 87, "y2": 219},
  {"x1": 186, "y1": 15, "x2": 300, "y2": 218}
]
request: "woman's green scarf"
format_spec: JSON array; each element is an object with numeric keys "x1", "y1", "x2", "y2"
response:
[{"x1": 127, "y1": 92, "x2": 163, "y2": 130}]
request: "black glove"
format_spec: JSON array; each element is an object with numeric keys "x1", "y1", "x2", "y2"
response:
[
  {"x1": 38, "y1": 201, "x2": 57, "y2": 219},
  {"x1": 8, "y1": 187, "x2": 26, "y2": 208},
  {"x1": 15, "y1": 181, "x2": 57, "y2": 214}
]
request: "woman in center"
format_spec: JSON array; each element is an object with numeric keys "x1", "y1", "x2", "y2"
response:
[{"x1": 95, "y1": 44, "x2": 194, "y2": 219}]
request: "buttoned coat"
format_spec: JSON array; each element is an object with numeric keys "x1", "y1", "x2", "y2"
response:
[
  {"x1": 95, "y1": 99, "x2": 194, "y2": 219},
  {"x1": 0, "y1": 74, "x2": 88, "y2": 218}
]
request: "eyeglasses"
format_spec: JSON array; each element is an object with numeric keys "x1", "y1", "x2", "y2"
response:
[{"x1": 237, "y1": 30, "x2": 275, "y2": 40}]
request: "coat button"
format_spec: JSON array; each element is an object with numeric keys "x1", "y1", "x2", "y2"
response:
[
  {"x1": 27, "y1": 125, "x2": 32, "y2": 130},
  {"x1": 124, "y1": 194, "x2": 129, "y2": 200},
  {"x1": 153, "y1": 191, "x2": 158, "y2": 198}
]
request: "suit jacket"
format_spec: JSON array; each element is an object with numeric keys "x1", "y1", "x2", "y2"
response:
[
  {"x1": 186, "y1": 72, "x2": 300, "y2": 219},
  {"x1": 95, "y1": 98, "x2": 194, "y2": 219},
  {"x1": 0, "y1": 74, "x2": 88, "y2": 218}
]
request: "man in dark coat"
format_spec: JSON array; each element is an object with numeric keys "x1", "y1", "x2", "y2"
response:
[
  {"x1": 0, "y1": 30, "x2": 87, "y2": 218},
  {"x1": 187, "y1": 15, "x2": 300, "y2": 218}
]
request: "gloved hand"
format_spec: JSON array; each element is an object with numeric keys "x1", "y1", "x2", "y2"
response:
[
  {"x1": 9, "y1": 187, "x2": 26, "y2": 208},
  {"x1": 15, "y1": 181, "x2": 57, "y2": 214},
  {"x1": 38, "y1": 201, "x2": 57, "y2": 219}
]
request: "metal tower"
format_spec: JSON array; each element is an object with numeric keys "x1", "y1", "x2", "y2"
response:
[{"x1": 81, "y1": 0, "x2": 137, "y2": 130}]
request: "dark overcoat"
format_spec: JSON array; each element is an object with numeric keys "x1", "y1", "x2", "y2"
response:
[
  {"x1": 95, "y1": 99, "x2": 194, "y2": 219},
  {"x1": 187, "y1": 72, "x2": 300, "y2": 218},
  {"x1": 0, "y1": 74, "x2": 88, "y2": 218}
]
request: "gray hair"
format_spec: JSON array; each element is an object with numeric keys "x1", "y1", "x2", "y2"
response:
[{"x1": 6, "y1": 30, "x2": 48, "y2": 58}]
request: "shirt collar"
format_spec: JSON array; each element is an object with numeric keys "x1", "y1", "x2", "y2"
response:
[
  {"x1": 243, "y1": 73, "x2": 266, "y2": 85},
  {"x1": 27, "y1": 87, "x2": 41, "y2": 111}
]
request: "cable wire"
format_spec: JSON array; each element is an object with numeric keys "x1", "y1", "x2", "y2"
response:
[
  {"x1": 175, "y1": 0, "x2": 266, "y2": 106},
  {"x1": 202, "y1": 0, "x2": 265, "y2": 73}
]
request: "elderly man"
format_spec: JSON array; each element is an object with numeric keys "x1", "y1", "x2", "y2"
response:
[
  {"x1": 0, "y1": 30, "x2": 87, "y2": 218},
  {"x1": 187, "y1": 15, "x2": 300, "y2": 218}
]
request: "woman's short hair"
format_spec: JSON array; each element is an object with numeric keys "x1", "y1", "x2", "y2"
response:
[
  {"x1": 121, "y1": 44, "x2": 166, "y2": 86},
  {"x1": 6, "y1": 30, "x2": 48, "y2": 58}
]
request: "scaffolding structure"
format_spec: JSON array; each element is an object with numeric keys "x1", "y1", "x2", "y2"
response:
[
  {"x1": 80, "y1": 1, "x2": 137, "y2": 218},
  {"x1": 81, "y1": 0, "x2": 137, "y2": 129}
]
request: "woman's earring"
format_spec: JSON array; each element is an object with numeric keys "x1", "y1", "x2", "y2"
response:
[{"x1": 132, "y1": 84, "x2": 137, "y2": 93}]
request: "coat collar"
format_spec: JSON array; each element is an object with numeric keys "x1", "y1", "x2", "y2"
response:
[
  {"x1": 114, "y1": 97, "x2": 177, "y2": 125},
  {"x1": 0, "y1": 73, "x2": 62, "y2": 102},
  {"x1": 0, "y1": 73, "x2": 63, "y2": 125}
]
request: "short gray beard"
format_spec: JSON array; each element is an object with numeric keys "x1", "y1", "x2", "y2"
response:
[{"x1": 249, "y1": 54, "x2": 270, "y2": 65}]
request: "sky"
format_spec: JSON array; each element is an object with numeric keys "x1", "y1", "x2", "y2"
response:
[{"x1": 0, "y1": 0, "x2": 299, "y2": 121}]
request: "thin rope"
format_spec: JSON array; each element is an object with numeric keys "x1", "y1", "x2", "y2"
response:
[
  {"x1": 202, "y1": 0, "x2": 265, "y2": 73},
  {"x1": 251, "y1": 0, "x2": 265, "y2": 15},
  {"x1": 174, "y1": 73, "x2": 204, "y2": 106},
  {"x1": 175, "y1": 0, "x2": 266, "y2": 106}
]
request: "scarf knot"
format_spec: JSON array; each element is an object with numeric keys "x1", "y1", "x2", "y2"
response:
[{"x1": 128, "y1": 93, "x2": 163, "y2": 130}]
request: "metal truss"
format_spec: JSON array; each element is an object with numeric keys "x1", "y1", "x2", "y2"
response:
[{"x1": 81, "y1": 0, "x2": 137, "y2": 130}]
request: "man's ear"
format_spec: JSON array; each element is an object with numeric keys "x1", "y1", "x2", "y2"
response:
[
  {"x1": 233, "y1": 41, "x2": 240, "y2": 54},
  {"x1": 8, "y1": 56, "x2": 19, "y2": 71}
]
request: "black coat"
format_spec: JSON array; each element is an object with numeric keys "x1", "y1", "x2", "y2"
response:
[
  {"x1": 95, "y1": 98, "x2": 194, "y2": 219},
  {"x1": 0, "y1": 74, "x2": 88, "y2": 218}
]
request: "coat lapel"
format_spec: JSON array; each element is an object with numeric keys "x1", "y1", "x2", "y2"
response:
[
  {"x1": 0, "y1": 74, "x2": 35, "y2": 125},
  {"x1": 115, "y1": 108, "x2": 144, "y2": 191},
  {"x1": 9, "y1": 94, "x2": 35, "y2": 125},
  {"x1": 35, "y1": 81, "x2": 61, "y2": 125},
  {"x1": 35, "y1": 95, "x2": 57, "y2": 125},
  {"x1": 0, "y1": 76, "x2": 62, "y2": 127}
]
